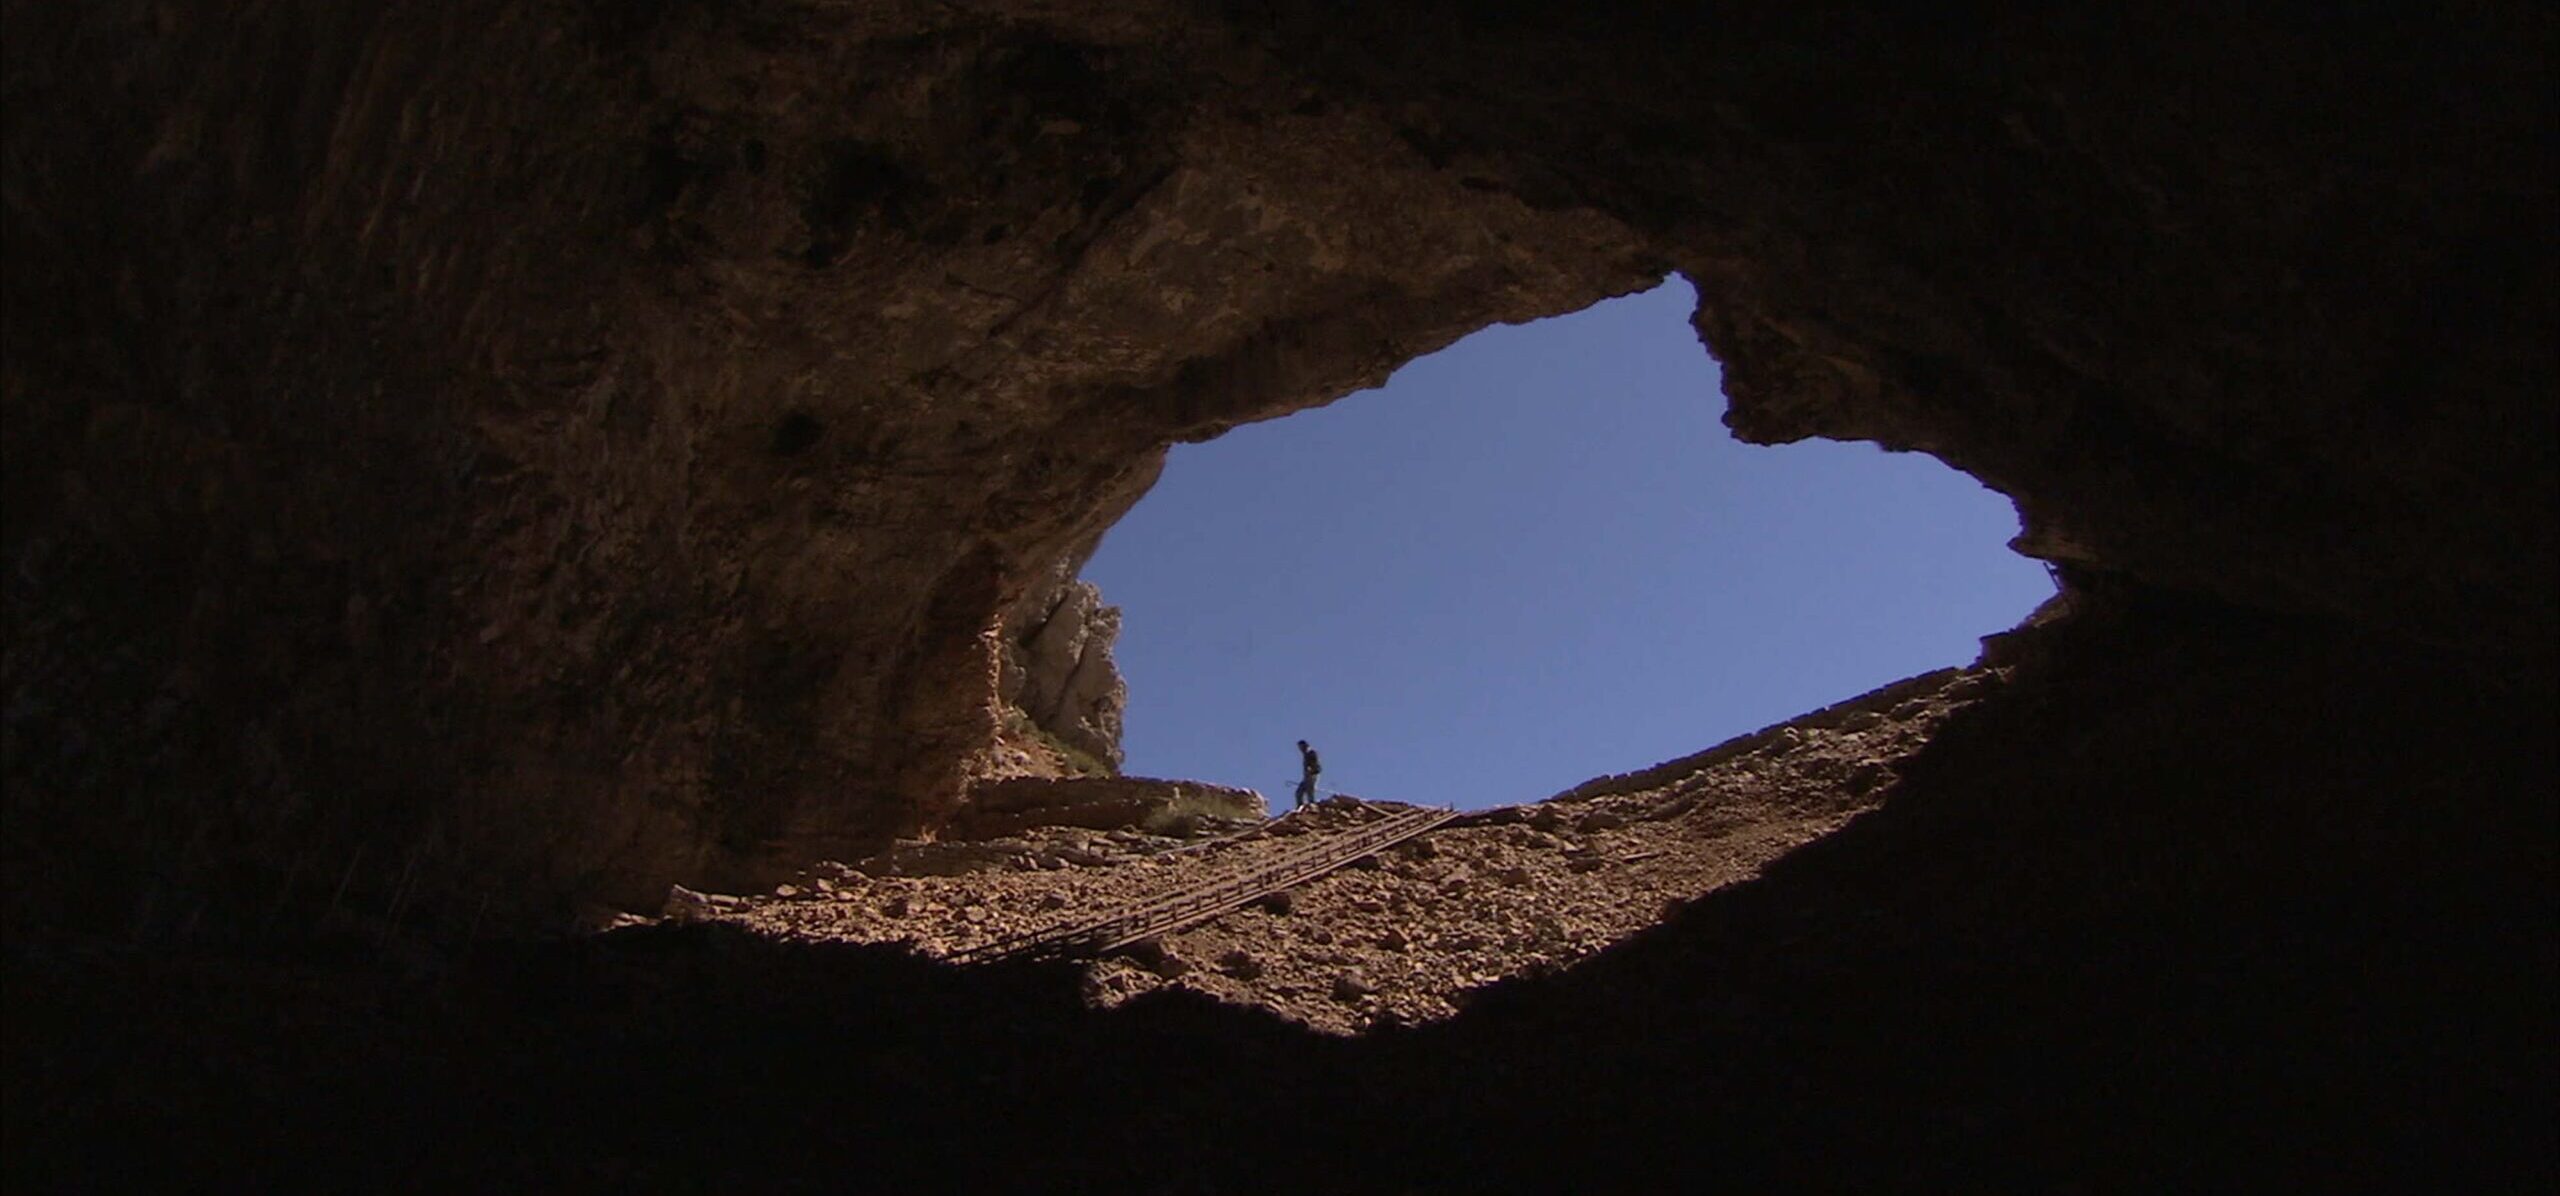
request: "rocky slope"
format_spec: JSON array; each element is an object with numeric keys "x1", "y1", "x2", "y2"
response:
[{"x1": 702, "y1": 665, "x2": 1989, "y2": 1034}]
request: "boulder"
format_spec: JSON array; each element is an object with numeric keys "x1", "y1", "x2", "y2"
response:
[
  {"x1": 1119, "y1": 937, "x2": 1189, "y2": 979},
  {"x1": 1218, "y1": 950, "x2": 1264, "y2": 980}
]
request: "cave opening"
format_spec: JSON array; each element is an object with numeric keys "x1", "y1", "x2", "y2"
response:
[{"x1": 1084, "y1": 277, "x2": 2056, "y2": 810}]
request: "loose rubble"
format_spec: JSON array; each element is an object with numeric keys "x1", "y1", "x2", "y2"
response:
[{"x1": 655, "y1": 666, "x2": 1994, "y2": 1034}]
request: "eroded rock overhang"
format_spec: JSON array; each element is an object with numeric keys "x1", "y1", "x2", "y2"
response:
[{"x1": 2, "y1": 1, "x2": 2549, "y2": 929}]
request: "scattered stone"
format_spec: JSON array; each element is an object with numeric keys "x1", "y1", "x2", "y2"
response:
[
  {"x1": 1648, "y1": 794, "x2": 1703, "y2": 820},
  {"x1": 1119, "y1": 937, "x2": 1189, "y2": 978},
  {"x1": 1081, "y1": 969, "x2": 1139, "y2": 1003},
  {"x1": 662, "y1": 885, "x2": 715, "y2": 922},
  {"x1": 647, "y1": 733, "x2": 1930, "y2": 1037},
  {"x1": 774, "y1": 884, "x2": 802, "y2": 899}
]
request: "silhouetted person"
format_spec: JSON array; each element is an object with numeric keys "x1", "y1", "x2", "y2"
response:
[{"x1": 1295, "y1": 739, "x2": 1322, "y2": 810}]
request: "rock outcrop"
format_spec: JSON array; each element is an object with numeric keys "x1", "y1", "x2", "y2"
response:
[
  {"x1": 993, "y1": 545, "x2": 1130, "y2": 778},
  {"x1": 2, "y1": 1, "x2": 2549, "y2": 942},
  {"x1": 950, "y1": 776, "x2": 1265, "y2": 841}
]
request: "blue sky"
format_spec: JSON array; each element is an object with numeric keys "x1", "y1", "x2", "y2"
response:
[{"x1": 1084, "y1": 277, "x2": 2052, "y2": 811}]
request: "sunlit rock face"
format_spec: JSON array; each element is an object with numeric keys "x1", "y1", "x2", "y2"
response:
[
  {"x1": 3, "y1": 1, "x2": 2548, "y2": 929},
  {"x1": 992, "y1": 531, "x2": 1142, "y2": 781}
]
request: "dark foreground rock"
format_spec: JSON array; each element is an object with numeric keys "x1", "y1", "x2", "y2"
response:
[
  {"x1": 1, "y1": 3, "x2": 2552, "y2": 1189},
  {"x1": 6, "y1": 612, "x2": 2550, "y2": 1192},
  {"x1": 5, "y1": 1, "x2": 2549, "y2": 929}
]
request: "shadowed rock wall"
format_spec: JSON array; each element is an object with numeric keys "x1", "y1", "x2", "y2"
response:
[{"x1": 4, "y1": 0, "x2": 2550, "y2": 931}]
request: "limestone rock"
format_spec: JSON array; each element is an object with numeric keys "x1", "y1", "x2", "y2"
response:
[
  {"x1": 1120, "y1": 937, "x2": 1189, "y2": 979},
  {"x1": 662, "y1": 886, "x2": 716, "y2": 925},
  {"x1": 995, "y1": 547, "x2": 1134, "y2": 778},
  {"x1": 1218, "y1": 950, "x2": 1264, "y2": 980},
  {"x1": 948, "y1": 776, "x2": 1266, "y2": 840},
  {"x1": 1, "y1": 0, "x2": 2545, "y2": 942}
]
